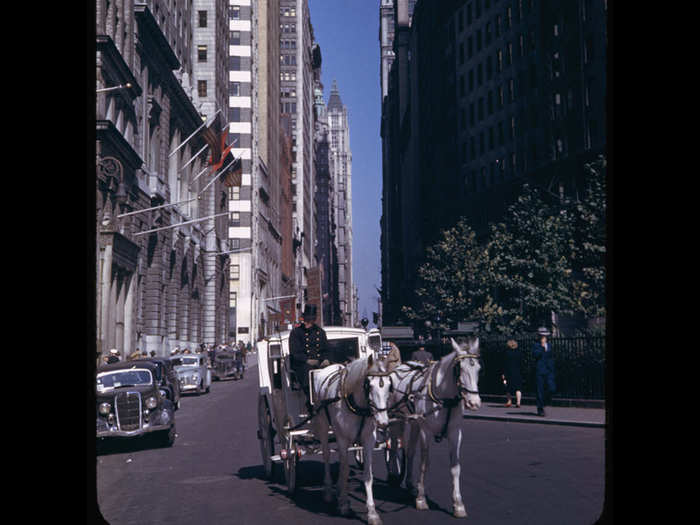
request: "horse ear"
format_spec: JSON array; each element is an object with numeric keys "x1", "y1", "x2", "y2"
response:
[{"x1": 450, "y1": 338, "x2": 463, "y2": 354}]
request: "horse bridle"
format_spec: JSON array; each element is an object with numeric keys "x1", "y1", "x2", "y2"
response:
[
  {"x1": 454, "y1": 354, "x2": 481, "y2": 396},
  {"x1": 364, "y1": 372, "x2": 396, "y2": 415}
]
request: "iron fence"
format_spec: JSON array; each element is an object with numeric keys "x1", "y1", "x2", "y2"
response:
[{"x1": 477, "y1": 335, "x2": 606, "y2": 400}]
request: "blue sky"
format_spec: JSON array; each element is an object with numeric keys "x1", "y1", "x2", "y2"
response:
[{"x1": 309, "y1": 0, "x2": 383, "y2": 326}]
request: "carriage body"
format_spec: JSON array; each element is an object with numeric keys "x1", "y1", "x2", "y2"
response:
[{"x1": 256, "y1": 326, "x2": 383, "y2": 492}]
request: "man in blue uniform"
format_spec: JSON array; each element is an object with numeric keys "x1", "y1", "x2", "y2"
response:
[
  {"x1": 532, "y1": 327, "x2": 556, "y2": 416},
  {"x1": 289, "y1": 305, "x2": 329, "y2": 407}
]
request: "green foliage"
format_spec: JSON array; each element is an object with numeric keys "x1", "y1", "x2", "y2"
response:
[{"x1": 402, "y1": 156, "x2": 606, "y2": 334}]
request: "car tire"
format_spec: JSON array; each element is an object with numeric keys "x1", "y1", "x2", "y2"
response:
[{"x1": 159, "y1": 425, "x2": 176, "y2": 447}]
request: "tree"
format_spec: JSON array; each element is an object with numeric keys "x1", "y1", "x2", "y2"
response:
[{"x1": 402, "y1": 218, "x2": 492, "y2": 330}]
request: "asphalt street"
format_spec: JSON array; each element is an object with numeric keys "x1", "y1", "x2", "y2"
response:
[{"x1": 95, "y1": 353, "x2": 607, "y2": 525}]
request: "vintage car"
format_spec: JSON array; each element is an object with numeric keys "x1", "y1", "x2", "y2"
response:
[
  {"x1": 96, "y1": 361, "x2": 176, "y2": 447},
  {"x1": 211, "y1": 349, "x2": 242, "y2": 381},
  {"x1": 140, "y1": 357, "x2": 181, "y2": 410},
  {"x1": 171, "y1": 353, "x2": 211, "y2": 395}
]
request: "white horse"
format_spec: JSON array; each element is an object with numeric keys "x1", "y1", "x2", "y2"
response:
[
  {"x1": 311, "y1": 355, "x2": 392, "y2": 525},
  {"x1": 387, "y1": 336, "x2": 481, "y2": 518}
]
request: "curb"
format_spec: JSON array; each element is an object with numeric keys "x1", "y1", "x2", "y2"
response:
[
  {"x1": 462, "y1": 412, "x2": 605, "y2": 428},
  {"x1": 479, "y1": 394, "x2": 605, "y2": 409}
]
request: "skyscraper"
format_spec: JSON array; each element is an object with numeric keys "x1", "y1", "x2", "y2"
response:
[
  {"x1": 327, "y1": 80, "x2": 354, "y2": 327},
  {"x1": 227, "y1": 0, "x2": 254, "y2": 343}
]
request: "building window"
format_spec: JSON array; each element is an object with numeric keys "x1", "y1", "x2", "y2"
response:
[
  {"x1": 468, "y1": 70, "x2": 474, "y2": 92},
  {"x1": 477, "y1": 63, "x2": 483, "y2": 86},
  {"x1": 198, "y1": 45, "x2": 207, "y2": 62},
  {"x1": 497, "y1": 49, "x2": 503, "y2": 72},
  {"x1": 510, "y1": 116, "x2": 516, "y2": 140},
  {"x1": 459, "y1": 42, "x2": 464, "y2": 65},
  {"x1": 230, "y1": 108, "x2": 241, "y2": 122},
  {"x1": 519, "y1": 34, "x2": 524, "y2": 57},
  {"x1": 486, "y1": 56, "x2": 493, "y2": 79},
  {"x1": 460, "y1": 75, "x2": 465, "y2": 97},
  {"x1": 498, "y1": 121, "x2": 504, "y2": 145},
  {"x1": 231, "y1": 31, "x2": 241, "y2": 45},
  {"x1": 476, "y1": 0, "x2": 482, "y2": 19},
  {"x1": 507, "y1": 7, "x2": 512, "y2": 29},
  {"x1": 231, "y1": 6, "x2": 240, "y2": 19},
  {"x1": 467, "y1": 3, "x2": 472, "y2": 25},
  {"x1": 509, "y1": 78, "x2": 515, "y2": 101},
  {"x1": 198, "y1": 80, "x2": 207, "y2": 98},
  {"x1": 231, "y1": 56, "x2": 241, "y2": 70},
  {"x1": 487, "y1": 90, "x2": 493, "y2": 115},
  {"x1": 469, "y1": 102, "x2": 475, "y2": 125},
  {"x1": 230, "y1": 211, "x2": 240, "y2": 226},
  {"x1": 468, "y1": 36, "x2": 473, "y2": 58},
  {"x1": 498, "y1": 85, "x2": 504, "y2": 108},
  {"x1": 476, "y1": 29, "x2": 482, "y2": 51},
  {"x1": 488, "y1": 127, "x2": 494, "y2": 150},
  {"x1": 229, "y1": 185, "x2": 240, "y2": 200},
  {"x1": 507, "y1": 42, "x2": 513, "y2": 65},
  {"x1": 496, "y1": 15, "x2": 501, "y2": 37},
  {"x1": 478, "y1": 97, "x2": 484, "y2": 121},
  {"x1": 479, "y1": 131, "x2": 485, "y2": 154},
  {"x1": 231, "y1": 265, "x2": 240, "y2": 280},
  {"x1": 198, "y1": 10, "x2": 207, "y2": 28},
  {"x1": 230, "y1": 290, "x2": 237, "y2": 308},
  {"x1": 485, "y1": 22, "x2": 492, "y2": 45},
  {"x1": 231, "y1": 82, "x2": 240, "y2": 96}
]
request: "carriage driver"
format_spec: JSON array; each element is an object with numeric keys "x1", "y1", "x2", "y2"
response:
[{"x1": 289, "y1": 304, "x2": 330, "y2": 408}]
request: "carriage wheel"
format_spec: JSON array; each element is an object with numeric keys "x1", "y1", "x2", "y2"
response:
[
  {"x1": 385, "y1": 438, "x2": 406, "y2": 487},
  {"x1": 284, "y1": 433, "x2": 298, "y2": 496},
  {"x1": 258, "y1": 396, "x2": 274, "y2": 480}
]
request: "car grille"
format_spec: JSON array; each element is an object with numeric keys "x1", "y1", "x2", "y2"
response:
[
  {"x1": 181, "y1": 376, "x2": 198, "y2": 386},
  {"x1": 116, "y1": 392, "x2": 142, "y2": 431}
]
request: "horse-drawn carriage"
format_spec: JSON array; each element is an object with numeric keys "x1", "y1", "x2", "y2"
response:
[
  {"x1": 256, "y1": 325, "x2": 483, "y2": 524},
  {"x1": 256, "y1": 327, "x2": 381, "y2": 486}
]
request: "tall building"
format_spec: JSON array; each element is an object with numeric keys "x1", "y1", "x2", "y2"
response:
[
  {"x1": 380, "y1": 0, "x2": 607, "y2": 325},
  {"x1": 280, "y1": 0, "x2": 316, "y2": 316},
  {"x1": 312, "y1": 47, "x2": 341, "y2": 327},
  {"x1": 327, "y1": 80, "x2": 355, "y2": 327},
  {"x1": 227, "y1": 0, "x2": 254, "y2": 343},
  {"x1": 251, "y1": 0, "x2": 284, "y2": 338},
  {"x1": 96, "y1": 0, "x2": 231, "y2": 362}
]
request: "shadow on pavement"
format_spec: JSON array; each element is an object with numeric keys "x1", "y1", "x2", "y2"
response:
[{"x1": 96, "y1": 434, "x2": 169, "y2": 456}]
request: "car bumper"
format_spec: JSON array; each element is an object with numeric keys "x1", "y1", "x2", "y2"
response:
[
  {"x1": 96, "y1": 411, "x2": 174, "y2": 438},
  {"x1": 180, "y1": 384, "x2": 200, "y2": 392}
]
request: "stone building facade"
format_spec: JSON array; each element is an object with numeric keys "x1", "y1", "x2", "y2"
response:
[
  {"x1": 96, "y1": 0, "x2": 230, "y2": 363},
  {"x1": 380, "y1": 0, "x2": 607, "y2": 325}
]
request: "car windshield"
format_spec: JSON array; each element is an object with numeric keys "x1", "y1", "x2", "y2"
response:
[
  {"x1": 326, "y1": 337, "x2": 360, "y2": 363},
  {"x1": 180, "y1": 357, "x2": 199, "y2": 366},
  {"x1": 97, "y1": 369, "x2": 152, "y2": 393}
]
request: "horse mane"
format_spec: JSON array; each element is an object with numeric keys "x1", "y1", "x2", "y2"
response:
[{"x1": 343, "y1": 357, "x2": 369, "y2": 396}]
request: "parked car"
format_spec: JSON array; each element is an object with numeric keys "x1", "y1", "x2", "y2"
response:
[
  {"x1": 96, "y1": 361, "x2": 176, "y2": 447},
  {"x1": 139, "y1": 357, "x2": 181, "y2": 410},
  {"x1": 171, "y1": 353, "x2": 211, "y2": 395},
  {"x1": 211, "y1": 350, "x2": 241, "y2": 381}
]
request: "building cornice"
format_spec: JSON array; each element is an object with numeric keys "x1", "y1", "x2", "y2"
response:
[
  {"x1": 134, "y1": 3, "x2": 180, "y2": 71},
  {"x1": 96, "y1": 35, "x2": 142, "y2": 98},
  {"x1": 96, "y1": 119, "x2": 144, "y2": 175}
]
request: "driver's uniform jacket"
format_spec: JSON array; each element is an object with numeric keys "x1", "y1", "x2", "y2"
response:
[{"x1": 289, "y1": 323, "x2": 329, "y2": 388}]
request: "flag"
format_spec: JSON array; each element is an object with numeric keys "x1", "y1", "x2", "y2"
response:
[
  {"x1": 221, "y1": 155, "x2": 243, "y2": 188},
  {"x1": 200, "y1": 113, "x2": 224, "y2": 164}
]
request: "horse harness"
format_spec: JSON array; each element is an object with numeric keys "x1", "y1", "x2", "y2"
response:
[{"x1": 393, "y1": 354, "x2": 480, "y2": 442}]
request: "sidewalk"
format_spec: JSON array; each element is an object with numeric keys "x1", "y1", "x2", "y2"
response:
[{"x1": 463, "y1": 397, "x2": 606, "y2": 428}]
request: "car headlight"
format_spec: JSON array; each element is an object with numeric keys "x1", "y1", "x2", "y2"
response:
[
  {"x1": 192, "y1": 373, "x2": 200, "y2": 381},
  {"x1": 99, "y1": 402, "x2": 111, "y2": 415},
  {"x1": 145, "y1": 396, "x2": 158, "y2": 409}
]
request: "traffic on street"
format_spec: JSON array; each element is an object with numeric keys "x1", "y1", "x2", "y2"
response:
[{"x1": 95, "y1": 351, "x2": 605, "y2": 525}]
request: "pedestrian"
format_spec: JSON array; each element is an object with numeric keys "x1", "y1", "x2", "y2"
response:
[
  {"x1": 385, "y1": 341, "x2": 402, "y2": 372},
  {"x1": 532, "y1": 327, "x2": 556, "y2": 417},
  {"x1": 410, "y1": 344, "x2": 433, "y2": 364},
  {"x1": 107, "y1": 348, "x2": 120, "y2": 364},
  {"x1": 150, "y1": 350, "x2": 156, "y2": 358},
  {"x1": 502, "y1": 339, "x2": 523, "y2": 408},
  {"x1": 289, "y1": 305, "x2": 330, "y2": 410}
]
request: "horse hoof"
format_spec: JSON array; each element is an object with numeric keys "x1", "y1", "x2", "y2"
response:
[
  {"x1": 367, "y1": 513, "x2": 383, "y2": 525},
  {"x1": 453, "y1": 504, "x2": 467, "y2": 518},
  {"x1": 416, "y1": 498, "x2": 429, "y2": 511}
]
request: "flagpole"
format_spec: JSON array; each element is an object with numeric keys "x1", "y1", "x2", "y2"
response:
[
  {"x1": 198, "y1": 155, "x2": 238, "y2": 197},
  {"x1": 96, "y1": 83, "x2": 132, "y2": 93},
  {"x1": 116, "y1": 197, "x2": 198, "y2": 219},
  {"x1": 133, "y1": 212, "x2": 229, "y2": 237},
  {"x1": 179, "y1": 143, "x2": 209, "y2": 172},
  {"x1": 207, "y1": 247, "x2": 253, "y2": 256},
  {"x1": 169, "y1": 108, "x2": 221, "y2": 158}
]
